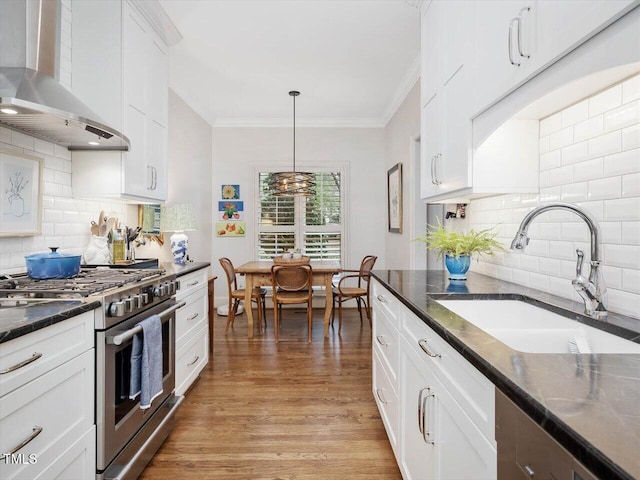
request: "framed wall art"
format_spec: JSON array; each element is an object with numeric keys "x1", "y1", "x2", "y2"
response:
[
  {"x1": 0, "y1": 148, "x2": 43, "y2": 237},
  {"x1": 387, "y1": 162, "x2": 402, "y2": 234}
]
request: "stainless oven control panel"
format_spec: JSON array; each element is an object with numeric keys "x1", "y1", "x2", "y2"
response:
[{"x1": 95, "y1": 275, "x2": 178, "y2": 330}]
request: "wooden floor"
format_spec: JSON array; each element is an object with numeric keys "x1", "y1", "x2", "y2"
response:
[{"x1": 140, "y1": 308, "x2": 402, "y2": 480}]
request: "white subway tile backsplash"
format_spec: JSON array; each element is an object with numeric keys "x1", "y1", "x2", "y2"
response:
[
  {"x1": 562, "y1": 222, "x2": 590, "y2": 242},
  {"x1": 588, "y1": 177, "x2": 621, "y2": 200},
  {"x1": 622, "y1": 172, "x2": 640, "y2": 198},
  {"x1": 549, "y1": 277, "x2": 576, "y2": 300},
  {"x1": 529, "y1": 272, "x2": 550, "y2": 292},
  {"x1": 539, "y1": 170, "x2": 551, "y2": 188},
  {"x1": 601, "y1": 265, "x2": 623, "y2": 290},
  {"x1": 604, "y1": 100, "x2": 640, "y2": 132},
  {"x1": 44, "y1": 155, "x2": 64, "y2": 171},
  {"x1": 53, "y1": 144, "x2": 71, "y2": 161},
  {"x1": 561, "y1": 182, "x2": 588, "y2": 202},
  {"x1": 562, "y1": 141, "x2": 588, "y2": 165},
  {"x1": 540, "y1": 186, "x2": 562, "y2": 202},
  {"x1": 539, "y1": 136, "x2": 550, "y2": 154},
  {"x1": 562, "y1": 100, "x2": 588, "y2": 127},
  {"x1": 511, "y1": 269, "x2": 530, "y2": 286},
  {"x1": 621, "y1": 222, "x2": 640, "y2": 245},
  {"x1": 605, "y1": 289, "x2": 640, "y2": 318},
  {"x1": 622, "y1": 124, "x2": 640, "y2": 150},
  {"x1": 589, "y1": 84, "x2": 622, "y2": 117},
  {"x1": 549, "y1": 240, "x2": 578, "y2": 260},
  {"x1": 604, "y1": 198, "x2": 640, "y2": 221},
  {"x1": 623, "y1": 75, "x2": 640, "y2": 103},
  {"x1": 604, "y1": 244, "x2": 640, "y2": 269},
  {"x1": 588, "y1": 131, "x2": 621, "y2": 159},
  {"x1": 549, "y1": 126, "x2": 574, "y2": 151},
  {"x1": 34, "y1": 139, "x2": 55, "y2": 155},
  {"x1": 540, "y1": 112, "x2": 562, "y2": 136},
  {"x1": 574, "y1": 115, "x2": 603, "y2": 142},
  {"x1": 520, "y1": 255, "x2": 539, "y2": 272},
  {"x1": 539, "y1": 257, "x2": 561, "y2": 276},
  {"x1": 541, "y1": 150, "x2": 562, "y2": 170},
  {"x1": 603, "y1": 148, "x2": 640, "y2": 177},
  {"x1": 600, "y1": 222, "x2": 622, "y2": 244},
  {"x1": 11, "y1": 131, "x2": 35, "y2": 150},
  {"x1": 573, "y1": 157, "x2": 603, "y2": 182},
  {"x1": 622, "y1": 269, "x2": 640, "y2": 294},
  {"x1": 547, "y1": 165, "x2": 573, "y2": 186}
]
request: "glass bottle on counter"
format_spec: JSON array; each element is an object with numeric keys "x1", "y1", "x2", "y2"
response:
[{"x1": 111, "y1": 228, "x2": 126, "y2": 264}]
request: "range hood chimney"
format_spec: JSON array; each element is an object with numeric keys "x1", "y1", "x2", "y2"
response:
[{"x1": 0, "y1": 0, "x2": 129, "y2": 151}]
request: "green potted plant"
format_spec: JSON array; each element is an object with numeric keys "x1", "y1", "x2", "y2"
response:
[{"x1": 415, "y1": 219, "x2": 505, "y2": 280}]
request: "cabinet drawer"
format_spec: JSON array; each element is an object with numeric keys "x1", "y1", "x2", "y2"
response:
[
  {"x1": 175, "y1": 324, "x2": 208, "y2": 396},
  {"x1": 372, "y1": 281, "x2": 403, "y2": 323},
  {"x1": 0, "y1": 349, "x2": 94, "y2": 480},
  {"x1": 373, "y1": 348, "x2": 399, "y2": 456},
  {"x1": 35, "y1": 426, "x2": 95, "y2": 480},
  {"x1": 373, "y1": 306, "x2": 400, "y2": 385},
  {"x1": 176, "y1": 269, "x2": 208, "y2": 301},
  {"x1": 0, "y1": 312, "x2": 94, "y2": 397},
  {"x1": 402, "y1": 313, "x2": 495, "y2": 442},
  {"x1": 176, "y1": 286, "x2": 208, "y2": 347}
]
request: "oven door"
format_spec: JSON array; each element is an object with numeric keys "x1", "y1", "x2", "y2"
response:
[{"x1": 96, "y1": 299, "x2": 181, "y2": 472}]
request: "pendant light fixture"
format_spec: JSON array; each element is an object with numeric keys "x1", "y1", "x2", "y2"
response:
[{"x1": 268, "y1": 91, "x2": 316, "y2": 196}]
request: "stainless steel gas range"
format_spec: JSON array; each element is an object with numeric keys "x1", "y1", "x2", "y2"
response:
[{"x1": 0, "y1": 268, "x2": 184, "y2": 480}]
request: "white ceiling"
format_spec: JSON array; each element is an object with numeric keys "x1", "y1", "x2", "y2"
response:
[{"x1": 160, "y1": 0, "x2": 421, "y2": 128}]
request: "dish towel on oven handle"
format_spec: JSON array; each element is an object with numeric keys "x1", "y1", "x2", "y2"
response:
[{"x1": 129, "y1": 314, "x2": 164, "y2": 409}]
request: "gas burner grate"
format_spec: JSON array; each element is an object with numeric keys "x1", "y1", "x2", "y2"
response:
[{"x1": 0, "y1": 268, "x2": 165, "y2": 298}]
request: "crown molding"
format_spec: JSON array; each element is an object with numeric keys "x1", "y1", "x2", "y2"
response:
[
  {"x1": 212, "y1": 117, "x2": 386, "y2": 128},
  {"x1": 380, "y1": 55, "x2": 420, "y2": 127},
  {"x1": 127, "y1": 0, "x2": 183, "y2": 46}
]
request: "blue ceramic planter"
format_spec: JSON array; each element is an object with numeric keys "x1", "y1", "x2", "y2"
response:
[{"x1": 445, "y1": 254, "x2": 471, "y2": 280}]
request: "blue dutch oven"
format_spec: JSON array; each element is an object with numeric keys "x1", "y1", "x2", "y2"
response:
[{"x1": 25, "y1": 247, "x2": 82, "y2": 279}]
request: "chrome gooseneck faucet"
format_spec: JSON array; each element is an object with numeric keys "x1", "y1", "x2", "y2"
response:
[{"x1": 511, "y1": 202, "x2": 607, "y2": 319}]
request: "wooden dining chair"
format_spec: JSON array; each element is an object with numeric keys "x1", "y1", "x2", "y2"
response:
[
  {"x1": 271, "y1": 264, "x2": 314, "y2": 343},
  {"x1": 332, "y1": 255, "x2": 377, "y2": 333},
  {"x1": 219, "y1": 257, "x2": 267, "y2": 334}
]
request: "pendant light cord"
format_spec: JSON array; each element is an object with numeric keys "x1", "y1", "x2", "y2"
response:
[{"x1": 292, "y1": 92, "x2": 296, "y2": 173}]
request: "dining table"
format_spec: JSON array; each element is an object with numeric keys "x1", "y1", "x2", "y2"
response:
[{"x1": 235, "y1": 260, "x2": 341, "y2": 339}]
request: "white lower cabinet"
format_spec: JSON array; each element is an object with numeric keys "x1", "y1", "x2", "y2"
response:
[
  {"x1": 0, "y1": 349, "x2": 95, "y2": 480},
  {"x1": 399, "y1": 334, "x2": 496, "y2": 480},
  {"x1": 175, "y1": 268, "x2": 210, "y2": 396},
  {"x1": 372, "y1": 279, "x2": 496, "y2": 479}
]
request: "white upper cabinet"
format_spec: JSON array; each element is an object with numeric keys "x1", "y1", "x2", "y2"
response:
[
  {"x1": 420, "y1": 0, "x2": 475, "y2": 201},
  {"x1": 475, "y1": 0, "x2": 637, "y2": 115},
  {"x1": 71, "y1": 0, "x2": 178, "y2": 202},
  {"x1": 420, "y1": 0, "x2": 638, "y2": 203}
]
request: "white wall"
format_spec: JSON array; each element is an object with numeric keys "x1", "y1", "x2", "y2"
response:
[
  {"x1": 134, "y1": 90, "x2": 214, "y2": 267},
  {"x1": 467, "y1": 74, "x2": 640, "y2": 318},
  {"x1": 210, "y1": 126, "x2": 386, "y2": 303},
  {"x1": 384, "y1": 81, "x2": 422, "y2": 269}
]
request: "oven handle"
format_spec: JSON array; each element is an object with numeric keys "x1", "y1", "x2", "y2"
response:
[{"x1": 107, "y1": 301, "x2": 185, "y2": 346}]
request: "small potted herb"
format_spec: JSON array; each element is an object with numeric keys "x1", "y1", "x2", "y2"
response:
[{"x1": 415, "y1": 219, "x2": 505, "y2": 280}]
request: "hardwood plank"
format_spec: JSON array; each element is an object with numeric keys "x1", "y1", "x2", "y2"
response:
[{"x1": 139, "y1": 308, "x2": 401, "y2": 479}]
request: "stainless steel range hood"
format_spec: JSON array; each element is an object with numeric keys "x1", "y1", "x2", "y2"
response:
[{"x1": 0, "y1": 0, "x2": 129, "y2": 151}]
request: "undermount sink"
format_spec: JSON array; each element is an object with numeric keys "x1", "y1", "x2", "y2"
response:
[{"x1": 436, "y1": 299, "x2": 640, "y2": 354}]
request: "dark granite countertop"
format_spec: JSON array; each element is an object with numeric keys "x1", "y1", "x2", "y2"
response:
[
  {"x1": 371, "y1": 270, "x2": 640, "y2": 480},
  {"x1": 160, "y1": 261, "x2": 211, "y2": 277},
  {"x1": 0, "y1": 299, "x2": 101, "y2": 344}
]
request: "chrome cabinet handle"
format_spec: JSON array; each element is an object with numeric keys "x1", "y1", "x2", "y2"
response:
[
  {"x1": 375, "y1": 388, "x2": 389, "y2": 404},
  {"x1": 152, "y1": 166, "x2": 158, "y2": 190},
  {"x1": 433, "y1": 154, "x2": 442, "y2": 185},
  {"x1": 0, "y1": 352, "x2": 43, "y2": 375},
  {"x1": 422, "y1": 391, "x2": 435, "y2": 444},
  {"x1": 187, "y1": 355, "x2": 200, "y2": 366},
  {"x1": 524, "y1": 465, "x2": 535, "y2": 477},
  {"x1": 518, "y1": 6, "x2": 531, "y2": 59},
  {"x1": 147, "y1": 165, "x2": 154, "y2": 190},
  {"x1": 187, "y1": 280, "x2": 200, "y2": 287},
  {"x1": 376, "y1": 335, "x2": 388, "y2": 346},
  {"x1": 187, "y1": 312, "x2": 199, "y2": 321},
  {"x1": 4, "y1": 426, "x2": 43, "y2": 456},
  {"x1": 376, "y1": 295, "x2": 387, "y2": 303},
  {"x1": 508, "y1": 17, "x2": 521, "y2": 66},
  {"x1": 418, "y1": 339, "x2": 441, "y2": 358},
  {"x1": 417, "y1": 387, "x2": 429, "y2": 433},
  {"x1": 430, "y1": 155, "x2": 436, "y2": 185}
]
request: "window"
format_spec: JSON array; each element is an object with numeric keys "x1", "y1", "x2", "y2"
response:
[{"x1": 257, "y1": 168, "x2": 344, "y2": 262}]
